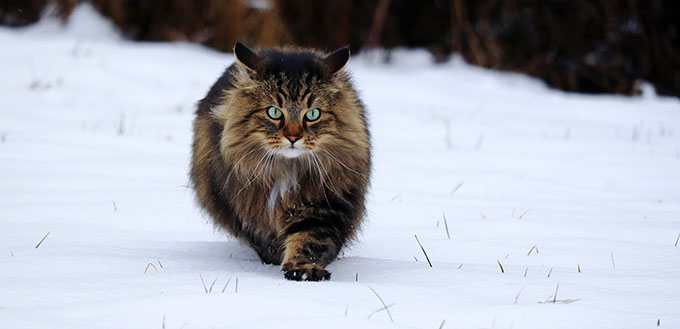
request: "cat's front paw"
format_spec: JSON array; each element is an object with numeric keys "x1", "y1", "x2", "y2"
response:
[{"x1": 282, "y1": 262, "x2": 331, "y2": 281}]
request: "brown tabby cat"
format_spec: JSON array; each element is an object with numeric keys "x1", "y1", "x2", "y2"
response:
[{"x1": 190, "y1": 42, "x2": 371, "y2": 281}]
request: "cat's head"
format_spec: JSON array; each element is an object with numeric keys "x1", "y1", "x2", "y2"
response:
[{"x1": 215, "y1": 42, "x2": 369, "y2": 165}]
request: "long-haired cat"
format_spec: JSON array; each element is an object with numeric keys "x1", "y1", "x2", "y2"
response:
[{"x1": 190, "y1": 42, "x2": 371, "y2": 281}]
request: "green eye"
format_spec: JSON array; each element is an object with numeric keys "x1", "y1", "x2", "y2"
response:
[
  {"x1": 266, "y1": 106, "x2": 283, "y2": 120},
  {"x1": 305, "y1": 108, "x2": 321, "y2": 121}
]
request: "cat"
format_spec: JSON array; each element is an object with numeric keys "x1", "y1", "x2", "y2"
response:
[{"x1": 190, "y1": 42, "x2": 371, "y2": 281}]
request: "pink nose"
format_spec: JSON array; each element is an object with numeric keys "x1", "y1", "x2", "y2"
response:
[{"x1": 285, "y1": 134, "x2": 302, "y2": 144}]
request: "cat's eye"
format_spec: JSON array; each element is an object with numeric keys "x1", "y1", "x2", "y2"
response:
[
  {"x1": 266, "y1": 106, "x2": 283, "y2": 120},
  {"x1": 305, "y1": 108, "x2": 321, "y2": 121}
]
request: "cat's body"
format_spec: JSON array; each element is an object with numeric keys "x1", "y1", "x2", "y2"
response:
[{"x1": 190, "y1": 43, "x2": 371, "y2": 281}]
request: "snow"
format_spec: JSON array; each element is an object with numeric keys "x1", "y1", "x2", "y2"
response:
[{"x1": 1, "y1": 5, "x2": 679, "y2": 329}]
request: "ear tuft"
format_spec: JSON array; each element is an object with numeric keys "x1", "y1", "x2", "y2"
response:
[
  {"x1": 233, "y1": 42, "x2": 261, "y2": 71},
  {"x1": 323, "y1": 47, "x2": 350, "y2": 74}
]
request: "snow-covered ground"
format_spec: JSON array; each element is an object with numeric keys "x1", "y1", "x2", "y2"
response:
[{"x1": 1, "y1": 5, "x2": 679, "y2": 329}]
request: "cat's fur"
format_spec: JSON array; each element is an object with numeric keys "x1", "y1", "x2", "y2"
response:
[{"x1": 190, "y1": 42, "x2": 371, "y2": 281}]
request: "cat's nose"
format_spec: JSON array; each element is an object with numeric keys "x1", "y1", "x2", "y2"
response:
[{"x1": 285, "y1": 134, "x2": 302, "y2": 144}]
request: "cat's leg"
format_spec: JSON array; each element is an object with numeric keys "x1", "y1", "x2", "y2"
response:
[
  {"x1": 280, "y1": 199, "x2": 358, "y2": 281},
  {"x1": 251, "y1": 242, "x2": 283, "y2": 265},
  {"x1": 280, "y1": 231, "x2": 337, "y2": 281}
]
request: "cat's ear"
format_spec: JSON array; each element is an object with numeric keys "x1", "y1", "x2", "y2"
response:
[
  {"x1": 323, "y1": 47, "x2": 350, "y2": 75},
  {"x1": 233, "y1": 42, "x2": 261, "y2": 71}
]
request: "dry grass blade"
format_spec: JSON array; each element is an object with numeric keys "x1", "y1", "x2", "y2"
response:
[
  {"x1": 367, "y1": 286, "x2": 393, "y2": 323},
  {"x1": 527, "y1": 245, "x2": 539, "y2": 256},
  {"x1": 438, "y1": 319, "x2": 446, "y2": 329},
  {"x1": 158, "y1": 260, "x2": 164, "y2": 269},
  {"x1": 235, "y1": 277, "x2": 238, "y2": 293},
  {"x1": 538, "y1": 283, "x2": 580, "y2": 304},
  {"x1": 475, "y1": 134, "x2": 485, "y2": 150},
  {"x1": 414, "y1": 234, "x2": 432, "y2": 267},
  {"x1": 221, "y1": 277, "x2": 232, "y2": 293},
  {"x1": 610, "y1": 252, "x2": 616, "y2": 269},
  {"x1": 547, "y1": 267, "x2": 553, "y2": 278},
  {"x1": 497, "y1": 260, "x2": 505, "y2": 273},
  {"x1": 675, "y1": 232, "x2": 679, "y2": 247},
  {"x1": 366, "y1": 303, "x2": 395, "y2": 319},
  {"x1": 200, "y1": 273, "x2": 208, "y2": 293},
  {"x1": 514, "y1": 286, "x2": 525, "y2": 304},
  {"x1": 442, "y1": 212, "x2": 451, "y2": 239},
  {"x1": 518, "y1": 209, "x2": 529, "y2": 220},
  {"x1": 208, "y1": 278, "x2": 218, "y2": 293},
  {"x1": 449, "y1": 181, "x2": 464, "y2": 195},
  {"x1": 112, "y1": 201, "x2": 117, "y2": 212},
  {"x1": 524, "y1": 267, "x2": 528, "y2": 277},
  {"x1": 144, "y1": 263, "x2": 158, "y2": 274},
  {"x1": 577, "y1": 264, "x2": 581, "y2": 273},
  {"x1": 34, "y1": 231, "x2": 51, "y2": 249}
]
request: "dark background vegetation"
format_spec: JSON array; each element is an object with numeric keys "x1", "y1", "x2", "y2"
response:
[{"x1": 2, "y1": 0, "x2": 678, "y2": 97}]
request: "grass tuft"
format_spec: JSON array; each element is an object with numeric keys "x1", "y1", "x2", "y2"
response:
[
  {"x1": 199, "y1": 273, "x2": 208, "y2": 293},
  {"x1": 414, "y1": 234, "x2": 433, "y2": 267},
  {"x1": 34, "y1": 231, "x2": 51, "y2": 249},
  {"x1": 367, "y1": 286, "x2": 394, "y2": 323},
  {"x1": 514, "y1": 286, "x2": 525, "y2": 304},
  {"x1": 527, "y1": 245, "x2": 539, "y2": 256},
  {"x1": 144, "y1": 263, "x2": 158, "y2": 273},
  {"x1": 449, "y1": 182, "x2": 464, "y2": 195},
  {"x1": 208, "y1": 277, "x2": 218, "y2": 293},
  {"x1": 518, "y1": 209, "x2": 530, "y2": 220},
  {"x1": 475, "y1": 134, "x2": 485, "y2": 150},
  {"x1": 367, "y1": 303, "x2": 395, "y2": 319},
  {"x1": 221, "y1": 277, "x2": 232, "y2": 293}
]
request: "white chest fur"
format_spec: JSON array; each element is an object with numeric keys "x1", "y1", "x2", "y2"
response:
[{"x1": 267, "y1": 175, "x2": 299, "y2": 212}]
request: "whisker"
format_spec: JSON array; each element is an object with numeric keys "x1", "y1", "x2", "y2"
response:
[
  {"x1": 310, "y1": 152, "x2": 332, "y2": 208},
  {"x1": 223, "y1": 147, "x2": 258, "y2": 189},
  {"x1": 321, "y1": 149, "x2": 365, "y2": 177},
  {"x1": 231, "y1": 150, "x2": 271, "y2": 201},
  {"x1": 312, "y1": 152, "x2": 345, "y2": 201}
]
